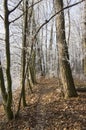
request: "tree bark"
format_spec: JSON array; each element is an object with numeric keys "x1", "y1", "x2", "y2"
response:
[
  {"x1": 4, "y1": 0, "x2": 13, "y2": 120},
  {"x1": 0, "y1": 60, "x2": 7, "y2": 104},
  {"x1": 82, "y1": 1, "x2": 86, "y2": 75},
  {"x1": 21, "y1": 0, "x2": 29, "y2": 107},
  {"x1": 55, "y1": 0, "x2": 77, "y2": 98}
]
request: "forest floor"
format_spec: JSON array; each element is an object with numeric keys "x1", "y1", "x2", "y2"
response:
[{"x1": 0, "y1": 77, "x2": 86, "y2": 130}]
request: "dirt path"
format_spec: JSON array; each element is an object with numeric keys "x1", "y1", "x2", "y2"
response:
[{"x1": 0, "y1": 78, "x2": 86, "y2": 130}]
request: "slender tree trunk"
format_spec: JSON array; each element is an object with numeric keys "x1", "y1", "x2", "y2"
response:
[
  {"x1": 67, "y1": 0, "x2": 71, "y2": 45},
  {"x1": 21, "y1": 0, "x2": 28, "y2": 107},
  {"x1": 29, "y1": 5, "x2": 36, "y2": 84},
  {"x1": 45, "y1": 24, "x2": 48, "y2": 74},
  {"x1": 29, "y1": 50, "x2": 36, "y2": 84},
  {"x1": 49, "y1": 21, "x2": 53, "y2": 74},
  {"x1": 27, "y1": 66, "x2": 33, "y2": 93},
  {"x1": 0, "y1": 60, "x2": 7, "y2": 104},
  {"x1": 82, "y1": 1, "x2": 86, "y2": 75},
  {"x1": 55, "y1": 0, "x2": 77, "y2": 98},
  {"x1": 4, "y1": 0, "x2": 13, "y2": 120},
  {"x1": 41, "y1": 28, "x2": 46, "y2": 76}
]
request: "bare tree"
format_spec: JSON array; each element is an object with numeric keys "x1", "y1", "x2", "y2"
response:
[
  {"x1": 21, "y1": 0, "x2": 28, "y2": 107},
  {"x1": 55, "y1": 0, "x2": 77, "y2": 98},
  {"x1": 0, "y1": 0, "x2": 23, "y2": 120}
]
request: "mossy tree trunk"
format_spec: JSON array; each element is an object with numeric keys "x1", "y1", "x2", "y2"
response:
[
  {"x1": 0, "y1": 61, "x2": 13, "y2": 120},
  {"x1": 3, "y1": 0, "x2": 13, "y2": 120},
  {"x1": 55, "y1": 0, "x2": 77, "y2": 98},
  {"x1": 0, "y1": 60, "x2": 7, "y2": 104}
]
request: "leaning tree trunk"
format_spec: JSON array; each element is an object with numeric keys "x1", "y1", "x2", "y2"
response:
[{"x1": 55, "y1": 0, "x2": 77, "y2": 98}]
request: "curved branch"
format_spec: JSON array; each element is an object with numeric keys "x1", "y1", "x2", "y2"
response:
[
  {"x1": 9, "y1": 0, "x2": 43, "y2": 24},
  {"x1": 34, "y1": 0, "x2": 85, "y2": 39},
  {"x1": 9, "y1": 0, "x2": 23, "y2": 14}
]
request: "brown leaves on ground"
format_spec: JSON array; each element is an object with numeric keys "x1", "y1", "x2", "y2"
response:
[{"x1": 0, "y1": 78, "x2": 86, "y2": 130}]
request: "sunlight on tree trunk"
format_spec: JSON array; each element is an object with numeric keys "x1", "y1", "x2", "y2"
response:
[{"x1": 55, "y1": 0, "x2": 78, "y2": 98}]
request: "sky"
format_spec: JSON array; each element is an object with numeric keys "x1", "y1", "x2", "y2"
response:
[{"x1": 0, "y1": 0, "x2": 4, "y2": 34}]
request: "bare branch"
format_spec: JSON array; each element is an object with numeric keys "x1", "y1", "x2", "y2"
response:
[
  {"x1": 0, "y1": 15, "x2": 4, "y2": 21},
  {"x1": 34, "y1": 0, "x2": 85, "y2": 39},
  {"x1": 9, "y1": 0, "x2": 23, "y2": 14},
  {"x1": 0, "y1": 38, "x2": 5, "y2": 41},
  {"x1": 9, "y1": 0, "x2": 43, "y2": 24},
  {"x1": 9, "y1": 13, "x2": 23, "y2": 24}
]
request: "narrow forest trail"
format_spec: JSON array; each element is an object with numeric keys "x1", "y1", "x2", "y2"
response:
[{"x1": 0, "y1": 78, "x2": 86, "y2": 130}]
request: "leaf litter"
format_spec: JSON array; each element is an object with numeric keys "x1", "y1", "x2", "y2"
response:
[{"x1": 0, "y1": 77, "x2": 86, "y2": 130}]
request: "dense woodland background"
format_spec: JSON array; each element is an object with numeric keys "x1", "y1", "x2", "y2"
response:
[{"x1": 0, "y1": 0, "x2": 86, "y2": 129}]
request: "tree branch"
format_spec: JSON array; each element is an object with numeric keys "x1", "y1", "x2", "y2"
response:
[
  {"x1": 0, "y1": 38, "x2": 5, "y2": 41},
  {"x1": 9, "y1": 0, "x2": 23, "y2": 14},
  {"x1": 9, "y1": 13, "x2": 23, "y2": 24},
  {"x1": 0, "y1": 15, "x2": 4, "y2": 21},
  {"x1": 34, "y1": 0, "x2": 85, "y2": 39},
  {"x1": 9, "y1": 0, "x2": 43, "y2": 24}
]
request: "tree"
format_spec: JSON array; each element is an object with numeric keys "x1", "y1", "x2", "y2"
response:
[
  {"x1": 21, "y1": 0, "x2": 28, "y2": 107},
  {"x1": 0, "y1": 0, "x2": 23, "y2": 120},
  {"x1": 55, "y1": 0, "x2": 77, "y2": 98},
  {"x1": 2, "y1": 0, "x2": 14, "y2": 120},
  {"x1": 82, "y1": 0, "x2": 86, "y2": 75}
]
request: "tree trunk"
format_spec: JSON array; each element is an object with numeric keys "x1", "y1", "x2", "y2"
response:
[
  {"x1": 4, "y1": 0, "x2": 13, "y2": 120},
  {"x1": 29, "y1": 51, "x2": 36, "y2": 84},
  {"x1": 27, "y1": 66, "x2": 33, "y2": 93},
  {"x1": 29, "y1": 5, "x2": 36, "y2": 84},
  {"x1": 55, "y1": 0, "x2": 77, "y2": 98},
  {"x1": 82, "y1": 1, "x2": 86, "y2": 75},
  {"x1": 21, "y1": 0, "x2": 28, "y2": 107},
  {"x1": 0, "y1": 60, "x2": 7, "y2": 104}
]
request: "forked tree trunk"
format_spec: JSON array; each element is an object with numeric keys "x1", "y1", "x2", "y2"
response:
[
  {"x1": 0, "y1": 61, "x2": 13, "y2": 120},
  {"x1": 55, "y1": 0, "x2": 77, "y2": 98}
]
